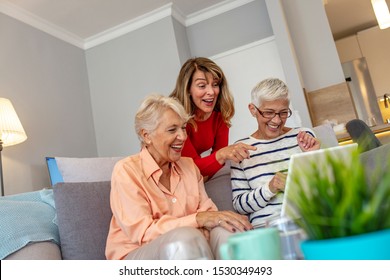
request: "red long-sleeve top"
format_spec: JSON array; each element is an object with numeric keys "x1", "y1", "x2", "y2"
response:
[{"x1": 181, "y1": 111, "x2": 229, "y2": 178}]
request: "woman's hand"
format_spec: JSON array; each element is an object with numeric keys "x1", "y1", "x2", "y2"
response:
[
  {"x1": 196, "y1": 210, "x2": 253, "y2": 233},
  {"x1": 216, "y1": 143, "x2": 257, "y2": 165},
  {"x1": 297, "y1": 131, "x2": 321, "y2": 152},
  {"x1": 198, "y1": 227, "x2": 211, "y2": 241},
  {"x1": 268, "y1": 172, "x2": 287, "y2": 193}
]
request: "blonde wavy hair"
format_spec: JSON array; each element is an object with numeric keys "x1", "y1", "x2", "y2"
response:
[{"x1": 169, "y1": 57, "x2": 234, "y2": 129}]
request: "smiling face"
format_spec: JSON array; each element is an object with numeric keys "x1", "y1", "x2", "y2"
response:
[
  {"x1": 189, "y1": 70, "x2": 220, "y2": 120},
  {"x1": 250, "y1": 98, "x2": 290, "y2": 140},
  {"x1": 143, "y1": 108, "x2": 187, "y2": 169}
]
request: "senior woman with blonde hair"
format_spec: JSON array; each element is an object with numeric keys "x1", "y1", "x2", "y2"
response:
[{"x1": 105, "y1": 94, "x2": 252, "y2": 260}]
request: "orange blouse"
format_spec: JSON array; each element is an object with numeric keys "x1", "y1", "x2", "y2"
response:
[{"x1": 105, "y1": 147, "x2": 217, "y2": 260}]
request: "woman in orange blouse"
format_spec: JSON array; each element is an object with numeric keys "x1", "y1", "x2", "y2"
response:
[{"x1": 105, "y1": 94, "x2": 252, "y2": 260}]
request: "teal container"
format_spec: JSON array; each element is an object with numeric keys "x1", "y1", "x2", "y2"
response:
[
  {"x1": 301, "y1": 229, "x2": 390, "y2": 260},
  {"x1": 220, "y1": 227, "x2": 282, "y2": 260}
]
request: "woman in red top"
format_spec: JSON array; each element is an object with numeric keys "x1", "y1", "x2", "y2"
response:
[{"x1": 170, "y1": 57, "x2": 255, "y2": 181}]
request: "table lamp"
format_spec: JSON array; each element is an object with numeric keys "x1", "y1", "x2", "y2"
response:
[{"x1": 0, "y1": 98, "x2": 27, "y2": 196}]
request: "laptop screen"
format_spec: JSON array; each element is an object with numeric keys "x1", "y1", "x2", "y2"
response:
[{"x1": 281, "y1": 143, "x2": 358, "y2": 218}]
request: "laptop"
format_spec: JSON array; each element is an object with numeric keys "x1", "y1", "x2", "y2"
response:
[{"x1": 280, "y1": 143, "x2": 358, "y2": 218}]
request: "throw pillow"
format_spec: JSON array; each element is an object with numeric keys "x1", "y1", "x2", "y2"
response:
[
  {"x1": 55, "y1": 156, "x2": 123, "y2": 182},
  {"x1": 53, "y1": 181, "x2": 112, "y2": 260},
  {"x1": 46, "y1": 157, "x2": 64, "y2": 185}
]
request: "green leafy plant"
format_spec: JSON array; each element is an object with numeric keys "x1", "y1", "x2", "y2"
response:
[{"x1": 287, "y1": 147, "x2": 390, "y2": 240}]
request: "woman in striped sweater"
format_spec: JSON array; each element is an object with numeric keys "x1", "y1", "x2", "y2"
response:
[{"x1": 230, "y1": 78, "x2": 321, "y2": 228}]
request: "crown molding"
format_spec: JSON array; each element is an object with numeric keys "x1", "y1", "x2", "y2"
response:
[
  {"x1": 185, "y1": 0, "x2": 255, "y2": 26},
  {"x1": 209, "y1": 36, "x2": 274, "y2": 61},
  {"x1": 84, "y1": 3, "x2": 175, "y2": 49},
  {"x1": 1, "y1": 0, "x2": 255, "y2": 50},
  {"x1": 171, "y1": 4, "x2": 187, "y2": 26},
  {"x1": 0, "y1": 1, "x2": 84, "y2": 49}
]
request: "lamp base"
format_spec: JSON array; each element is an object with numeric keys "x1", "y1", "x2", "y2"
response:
[{"x1": 0, "y1": 140, "x2": 4, "y2": 196}]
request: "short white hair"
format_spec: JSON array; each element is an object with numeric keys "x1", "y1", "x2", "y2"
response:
[{"x1": 251, "y1": 78, "x2": 290, "y2": 107}]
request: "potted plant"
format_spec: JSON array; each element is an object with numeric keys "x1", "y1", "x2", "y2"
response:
[{"x1": 287, "y1": 146, "x2": 390, "y2": 260}]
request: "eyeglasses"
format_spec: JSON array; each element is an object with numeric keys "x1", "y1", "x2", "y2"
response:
[{"x1": 254, "y1": 105, "x2": 292, "y2": 119}]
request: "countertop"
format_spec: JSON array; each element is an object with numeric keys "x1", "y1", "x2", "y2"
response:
[{"x1": 336, "y1": 122, "x2": 390, "y2": 142}]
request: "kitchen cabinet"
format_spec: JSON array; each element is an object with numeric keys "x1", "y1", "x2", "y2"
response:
[
  {"x1": 305, "y1": 82, "x2": 356, "y2": 127},
  {"x1": 337, "y1": 123, "x2": 390, "y2": 146},
  {"x1": 335, "y1": 35, "x2": 362, "y2": 63},
  {"x1": 358, "y1": 27, "x2": 390, "y2": 99},
  {"x1": 335, "y1": 26, "x2": 390, "y2": 99}
]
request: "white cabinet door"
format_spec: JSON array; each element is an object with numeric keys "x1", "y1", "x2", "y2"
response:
[
  {"x1": 357, "y1": 26, "x2": 390, "y2": 98},
  {"x1": 335, "y1": 35, "x2": 362, "y2": 63}
]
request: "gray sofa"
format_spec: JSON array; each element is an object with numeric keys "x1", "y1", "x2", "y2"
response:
[
  {"x1": 2, "y1": 162, "x2": 234, "y2": 260},
  {"x1": 2, "y1": 144, "x2": 390, "y2": 260}
]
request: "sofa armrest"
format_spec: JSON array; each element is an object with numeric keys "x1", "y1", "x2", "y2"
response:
[{"x1": 4, "y1": 241, "x2": 62, "y2": 260}]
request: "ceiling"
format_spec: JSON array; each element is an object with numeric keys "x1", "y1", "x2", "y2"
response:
[
  {"x1": 0, "y1": 0, "x2": 385, "y2": 44},
  {"x1": 324, "y1": 0, "x2": 387, "y2": 40},
  {"x1": 0, "y1": 0, "x2": 228, "y2": 39}
]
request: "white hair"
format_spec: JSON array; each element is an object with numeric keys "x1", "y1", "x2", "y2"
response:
[
  {"x1": 135, "y1": 94, "x2": 190, "y2": 145},
  {"x1": 251, "y1": 78, "x2": 290, "y2": 107}
]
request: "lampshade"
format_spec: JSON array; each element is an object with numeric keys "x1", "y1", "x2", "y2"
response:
[
  {"x1": 0, "y1": 98, "x2": 27, "y2": 147},
  {"x1": 371, "y1": 0, "x2": 390, "y2": 29}
]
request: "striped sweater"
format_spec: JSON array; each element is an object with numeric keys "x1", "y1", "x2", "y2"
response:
[{"x1": 230, "y1": 127, "x2": 315, "y2": 228}]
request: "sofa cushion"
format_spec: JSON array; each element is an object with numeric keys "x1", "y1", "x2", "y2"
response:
[
  {"x1": 204, "y1": 162, "x2": 234, "y2": 211},
  {"x1": 53, "y1": 181, "x2": 112, "y2": 260},
  {"x1": 55, "y1": 157, "x2": 123, "y2": 183},
  {"x1": 312, "y1": 123, "x2": 339, "y2": 148}
]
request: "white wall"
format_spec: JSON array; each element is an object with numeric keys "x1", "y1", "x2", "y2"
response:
[
  {"x1": 0, "y1": 13, "x2": 97, "y2": 195},
  {"x1": 212, "y1": 37, "x2": 306, "y2": 144},
  {"x1": 265, "y1": 0, "x2": 346, "y2": 127},
  {"x1": 86, "y1": 18, "x2": 183, "y2": 157},
  {"x1": 265, "y1": 0, "x2": 311, "y2": 127},
  {"x1": 281, "y1": 0, "x2": 345, "y2": 92},
  {"x1": 356, "y1": 26, "x2": 390, "y2": 98},
  {"x1": 187, "y1": 0, "x2": 273, "y2": 57},
  {"x1": 211, "y1": 38, "x2": 292, "y2": 144}
]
